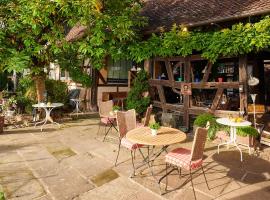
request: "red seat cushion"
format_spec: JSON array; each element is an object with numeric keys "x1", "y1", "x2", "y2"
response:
[
  {"x1": 101, "y1": 117, "x2": 115, "y2": 125},
  {"x1": 165, "y1": 148, "x2": 203, "y2": 170},
  {"x1": 121, "y1": 138, "x2": 143, "y2": 150}
]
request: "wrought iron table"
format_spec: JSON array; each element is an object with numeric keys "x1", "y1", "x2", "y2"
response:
[{"x1": 33, "y1": 103, "x2": 63, "y2": 131}]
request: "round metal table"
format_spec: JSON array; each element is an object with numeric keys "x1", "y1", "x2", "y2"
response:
[
  {"x1": 216, "y1": 117, "x2": 252, "y2": 161},
  {"x1": 33, "y1": 103, "x2": 63, "y2": 131}
]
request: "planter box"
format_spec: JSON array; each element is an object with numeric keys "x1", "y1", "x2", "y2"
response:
[
  {"x1": 236, "y1": 135, "x2": 256, "y2": 147},
  {"x1": 0, "y1": 116, "x2": 4, "y2": 133}
]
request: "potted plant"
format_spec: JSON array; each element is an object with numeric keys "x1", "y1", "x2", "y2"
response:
[
  {"x1": 149, "y1": 122, "x2": 160, "y2": 136},
  {"x1": 236, "y1": 126, "x2": 259, "y2": 147}
]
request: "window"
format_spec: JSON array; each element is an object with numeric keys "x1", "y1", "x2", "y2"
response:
[{"x1": 107, "y1": 58, "x2": 132, "y2": 84}]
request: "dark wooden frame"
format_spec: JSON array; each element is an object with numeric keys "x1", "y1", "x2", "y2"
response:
[{"x1": 149, "y1": 55, "x2": 248, "y2": 128}]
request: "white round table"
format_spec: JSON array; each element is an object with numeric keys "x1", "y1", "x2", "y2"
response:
[
  {"x1": 33, "y1": 103, "x2": 63, "y2": 131},
  {"x1": 216, "y1": 118, "x2": 252, "y2": 161},
  {"x1": 70, "y1": 99, "x2": 83, "y2": 116}
]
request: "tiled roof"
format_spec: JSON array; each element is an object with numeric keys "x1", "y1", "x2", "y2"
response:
[{"x1": 142, "y1": 0, "x2": 270, "y2": 33}]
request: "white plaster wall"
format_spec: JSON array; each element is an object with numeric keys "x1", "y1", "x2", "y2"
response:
[{"x1": 97, "y1": 86, "x2": 130, "y2": 105}]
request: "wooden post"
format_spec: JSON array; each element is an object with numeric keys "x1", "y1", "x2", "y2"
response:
[
  {"x1": 202, "y1": 62, "x2": 213, "y2": 82},
  {"x1": 210, "y1": 88, "x2": 224, "y2": 112},
  {"x1": 183, "y1": 57, "x2": 191, "y2": 128},
  {"x1": 156, "y1": 85, "x2": 167, "y2": 111},
  {"x1": 239, "y1": 56, "x2": 248, "y2": 116}
]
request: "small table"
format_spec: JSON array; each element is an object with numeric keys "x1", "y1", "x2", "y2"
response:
[
  {"x1": 126, "y1": 126, "x2": 186, "y2": 181},
  {"x1": 33, "y1": 103, "x2": 64, "y2": 131},
  {"x1": 216, "y1": 118, "x2": 252, "y2": 162},
  {"x1": 70, "y1": 99, "x2": 83, "y2": 116}
]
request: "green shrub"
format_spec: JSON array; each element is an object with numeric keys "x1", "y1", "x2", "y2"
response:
[
  {"x1": 193, "y1": 113, "x2": 216, "y2": 127},
  {"x1": 236, "y1": 126, "x2": 259, "y2": 138},
  {"x1": 126, "y1": 70, "x2": 150, "y2": 115},
  {"x1": 45, "y1": 79, "x2": 68, "y2": 103}
]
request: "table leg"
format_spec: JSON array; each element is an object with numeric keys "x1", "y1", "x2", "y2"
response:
[
  {"x1": 218, "y1": 127, "x2": 235, "y2": 154},
  {"x1": 35, "y1": 107, "x2": 60, "y2": 131},
  {"x1": 72, "y1": 101, "x2": 82, "y2": 116}
]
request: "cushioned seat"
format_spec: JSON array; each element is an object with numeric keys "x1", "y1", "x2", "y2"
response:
[
  {"x1": 121, "y1": 137, "x2": 144, "y2": 150},
  {"x1": 101, "y1": 117, "x2": 115, "y2": 125},
  {"x1": 165, "y1": 148, "x2": 203, "y2": 170}
]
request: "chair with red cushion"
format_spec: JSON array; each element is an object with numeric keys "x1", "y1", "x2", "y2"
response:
[
  {"x1": 97, "y1": 100, "x2": 116, "y2": 141},
  {"x1": 159, "y1": 127, "x2": 210, "y2": 199},
  {"x1": 115, "y1": 109, "x2": 144, "y2": 176}
]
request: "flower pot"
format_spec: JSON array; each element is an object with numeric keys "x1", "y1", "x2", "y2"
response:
[
  {"x1": 151, "y1": 129, "x2": 157, "y2": 136},
  {"x1": 218, "y1": 77, "x2": 223, "y2": 82},
  {"x1": 0, "y1": 116, "x2": 4, "y2": 133}
]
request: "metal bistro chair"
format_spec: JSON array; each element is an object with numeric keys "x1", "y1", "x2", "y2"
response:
[
  {"x1": 115, "y1": 109, "x2": 145, "y2": 177},
  {"x1": 159, "y1": 127, "x2": 210, "y2": 199},
  {"x1": 98, "y1": 100, "x2": 117, "y2": 141}
]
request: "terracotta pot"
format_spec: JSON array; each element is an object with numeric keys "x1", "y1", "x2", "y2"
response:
[
  {"x1": 0, "y1": 116, "x2": 4, "y2": 133},
  {"x1": 236, "y1": 135, "x2": 255, "y2": 147}
]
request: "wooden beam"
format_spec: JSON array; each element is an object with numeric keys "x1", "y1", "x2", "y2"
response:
[
  {"x1": 189, "y1": 106, "x2": 209, "y2": 115},
  {"x1": 210, "y1": 88, "x2": 224, "y2": 112},
  {"x1": 239, "y1": 56, "x2": 248, "y2": 116},
  {"x1": 192, "y1": 82, "x2": 240, "y2": 89},
  {"x1": 165, "y1": 59, "x2": 174, "y2": 82},
  {"x1": 98, "y1": 70, "x2": 107, "y2": 84},
  {"x1": 149, "y1": 79, "x2": 240, "y2": 89},
  {"x1": 202, "y1": 62, "x2": 213, "y2": 82},
  {"x1": 156, "y1": 85, "x2": 167, "y2": 111},
  {"x1": 183, "y1": 57, "x2": 191, "y2": 128},
  {"x1": 153, "y1": 101, "x2": 184, "y2": 112}
]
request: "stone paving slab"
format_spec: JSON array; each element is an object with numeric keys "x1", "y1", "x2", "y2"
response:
[
  {"x1": 78, "y1": 176, "x2": 163, "y2": 200},
  {"x1": 1, "y1": 118, "x2": 270, "y2": 200}
]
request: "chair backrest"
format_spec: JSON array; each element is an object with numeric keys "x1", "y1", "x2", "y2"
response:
[
  {"x1": 143, "y1": 105, "x2": 153, "y2": 126},
  {"x1": 99, "y1": 100, "x2": 113, "y2": 117},
  {"x1": 116, "y1": 109, "x2": 136, "y2": 139},
  {"x1": 190, "y1": 127, "x2": 208, "y2": 161}
]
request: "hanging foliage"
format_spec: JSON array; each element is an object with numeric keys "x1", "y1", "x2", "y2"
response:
[{"x1": 128, "y1": 16, "x2": 270, "y2": 63}]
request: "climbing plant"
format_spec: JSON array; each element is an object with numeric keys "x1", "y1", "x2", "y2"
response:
[
  {"x1": 128, "y1": 16, "x2": 270, "y2": 63},
  {"x1": 126, "y1": 70, "x2": 150, "y2": 115}
]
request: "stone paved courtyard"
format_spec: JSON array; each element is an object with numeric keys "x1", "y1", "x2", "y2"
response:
[{"x1": 0, "y1": 114, "x2": 270, "y2": 200}]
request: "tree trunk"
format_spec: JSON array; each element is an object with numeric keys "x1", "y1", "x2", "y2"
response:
[
  {"x1": 34, "y1": 76, "x2": 46, "y2": 102},
  {"x1": 90, "y1": 68, "x2": 98, "y2": 111}
]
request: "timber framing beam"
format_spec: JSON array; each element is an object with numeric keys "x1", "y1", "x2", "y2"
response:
[
  {"x1": 150, "y1": 55, "x2": 248, "y2": 129},
  {"x1": 149, "y1": 79, "x2": 241, "y2": 89}
]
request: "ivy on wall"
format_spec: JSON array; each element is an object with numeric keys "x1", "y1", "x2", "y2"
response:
[{"x1": 126, "y1": 16, "x2": 270, "y2": 63}]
